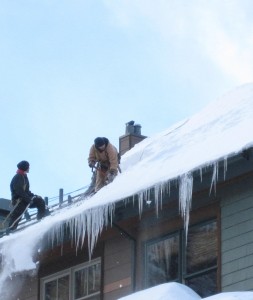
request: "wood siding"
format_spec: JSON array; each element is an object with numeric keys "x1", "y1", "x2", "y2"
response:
[
  {"x1": 221, "y1": 173, "x2": 253, "y2": 291},
  {"x1": 103, "y1": 233, "x2": 133, "y2": 300}
]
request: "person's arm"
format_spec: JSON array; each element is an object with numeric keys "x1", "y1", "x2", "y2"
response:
[
  {"x1": 88, "y1": 145, "x2": 97, "y2": 167},
  {"x1": 107, "y1": 144, "x2": 118, "y2": 172}
]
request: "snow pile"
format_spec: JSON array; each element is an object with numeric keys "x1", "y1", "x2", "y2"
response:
[
  {"x1": 117, "y1": 282, "x2": 253, "y2": 300},
  {"x1": 0, "y1": 83, "x2": 253, "y2": 297},
  {"x1": 205, "y1": 291, "x2": 253, "y2": 300},
  {"x1": 118, "y1": 282, "x2": 201, "y2": 300}
]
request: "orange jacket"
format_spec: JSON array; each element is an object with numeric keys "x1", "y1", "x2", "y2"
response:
[{"x1": 88, "y1": 141, "x2": 119, "y2": 173}]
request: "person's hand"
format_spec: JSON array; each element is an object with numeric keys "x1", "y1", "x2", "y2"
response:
[
  {"x1": 30, "y1": 195, "x2": 36, "y2": 205},
  {"x1": 106, "y1": 169, "x2": 117, "y2": 184},
  {"x1": 30, "y1": 195, "x2": 42, "y2": 204},
  {"x1": 109, "y1": 169, "x2": 117, "y2": 175},
  {"x1": 89, "y1": 161, "x2": 95, "y2": 168}
]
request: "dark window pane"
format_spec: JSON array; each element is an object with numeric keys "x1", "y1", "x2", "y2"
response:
[
  {"x1": 186, "y1": 221, "x2": 217, "y2": 274},
  {"x1": 88, "y1": 263, "x2": 101, "y2": 294},
  {"x1": 58, "y1": 275, "x2": 70, "y2": 300},
  {"x1": 146, "y1": 234, "x2": 179, "y2": 287},
  {"x1": 185, "y1": 269, "x2": 217, "y2": 297},
  {"x1": 45, "y1": 280, "x2": 57, "y2": 300},
  {"x1": 74, "y1": 268, "x2": 88, "y2": 298}
]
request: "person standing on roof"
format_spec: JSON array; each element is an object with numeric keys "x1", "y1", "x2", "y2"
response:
[
  {"x1": 8, "y1": 160, "x2": 49, "y2": 231},
  {"x1": 88, "y1": 137, "x2": 119, "y2": 192}
]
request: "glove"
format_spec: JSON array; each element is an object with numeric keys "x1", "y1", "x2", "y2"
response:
[
  {"x1": 109, "y1": 169, "x2": 117, "y2": 175},
  {"x1": 30, "y1": 195, "x2": 37, "y2": 205},
  {"x1": 106, "y1": 169, "x2": 117, "y2": 184},
  {"x1": 30, "y1": 195, "x2": 42, "y2": 204},
  {"x1": 89, "y1": 161, "x2": 96, "y2": 168}
]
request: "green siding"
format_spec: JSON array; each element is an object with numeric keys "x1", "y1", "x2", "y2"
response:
[{"x1": 221, "y1": 175, "x2": 253, "y2": 291}]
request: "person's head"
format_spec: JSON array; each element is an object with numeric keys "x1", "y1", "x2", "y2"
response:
[
  {"x1": 94, "y1": 137, "x2": 106, "y2": 151},
  {"x1": 17, "y1": 160, "x2": 30, "y2": 172}
]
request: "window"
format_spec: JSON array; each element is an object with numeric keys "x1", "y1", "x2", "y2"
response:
[
  {"x1": 44, "y1": 274, "x2": 70, "y2": 300},
  {"x1": 41, "y1": 258, "x2": 101, "y2": 300},
  {"x1": 145, "y1": 220, "x2": 217, "y2": 297},
  {"x1": 146, "y1": 233, "x2": 179, "y2": 286}
]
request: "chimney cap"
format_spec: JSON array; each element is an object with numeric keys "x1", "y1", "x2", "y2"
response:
[{"x1": 126, "y1": 120, "x2": 135, "y2": 126}]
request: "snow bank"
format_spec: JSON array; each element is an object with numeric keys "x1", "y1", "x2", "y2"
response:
[
  {"x1": 117, "y1": 283, "x2": 253, "y2": 300},
  {"x1": 118, "y1": 282, "x2": 201, "y2": 300},
  {"x1": 204, "y1": 291, "x2": 253, "y2": 300}
]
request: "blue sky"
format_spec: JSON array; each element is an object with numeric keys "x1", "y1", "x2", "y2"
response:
[{"x1": 1, "y1": 0, "x2": 252, "y2": 200}]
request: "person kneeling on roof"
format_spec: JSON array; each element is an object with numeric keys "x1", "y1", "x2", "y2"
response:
[
  {"x1": 8, "y1": 160, "x2": 50, "y2": 231},
  {"x1": 88, "y1": 137, "x2": 119, "y2": 192}
]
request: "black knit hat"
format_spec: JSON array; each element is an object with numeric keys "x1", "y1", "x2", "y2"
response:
[
  {"x1": 17, "y1": 160, "x2": 30, "y2": 171},
  {"x1": 94, "y1": 137, "x2": 105, "y2": 148}
]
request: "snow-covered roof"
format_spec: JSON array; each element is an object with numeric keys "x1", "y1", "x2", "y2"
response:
[{"x1": 0, "y1": 83, "x2": 253, "y2": 298}]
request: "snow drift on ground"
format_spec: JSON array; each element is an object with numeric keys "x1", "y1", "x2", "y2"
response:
[{"x1": 0, "y1": 83, "x2": 253, "y2": 298}]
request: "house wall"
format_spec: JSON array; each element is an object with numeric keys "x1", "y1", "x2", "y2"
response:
[
  {"x1": 103, "y1": 232, "x2": 133, "y2": 300},
  {"x1": 220, "y1": 172, "x2": 253, "y2": 291},
  {"x1": 135, "y1": 196, "x2": 219, "y2": 291},
  {"x1": 111, "y1": 187, "x2": 220, "y2": 294}
]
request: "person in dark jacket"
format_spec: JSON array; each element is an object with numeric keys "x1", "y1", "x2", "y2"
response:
[
  {"x1": 8, "y1": 160, "x2": 49, "y2": 231},
  {"x1": 88, "y1": 137, "x2": 119, "y2": 192}
]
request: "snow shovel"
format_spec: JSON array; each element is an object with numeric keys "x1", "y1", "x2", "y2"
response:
[{"x1": 6, "y1": 202, "x2": 30, "y2": 232}]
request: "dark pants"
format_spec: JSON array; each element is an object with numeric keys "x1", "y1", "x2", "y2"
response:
[{"x1": 8, "y1": 196, "x2": 46, "y2": 230}]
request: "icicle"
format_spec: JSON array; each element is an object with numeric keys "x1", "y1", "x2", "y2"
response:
[
  {"x1": 145, "y1": 189, "x2": 151, "y2": 205},
  {"x1": 160, "y1": 183, "x2": 165, "y2": 209},
  {"x1": 179, "y1": 172, "x2": 193, "y2": 239},
  {"x1": 154, "y1": 185, "x2": 159, "y2": 216},
  {"x1": 47, "y1": 202, "x2": 116, "y2": 260},
  {"x1": 209, "y1": 161, "x2": 219, "y2": 195},
  {"x1": 199, "y1": 167, "x2": 203, "y2": 182},
  {"x1": 223, "y1": 157, "x2": 227, "y2": 180},
  {"x1": 138, "y1": 192, "x2": 144, "y2": 217},
  {"x1": 109, "y1": 202, "x2": 115, "y2": 228}
]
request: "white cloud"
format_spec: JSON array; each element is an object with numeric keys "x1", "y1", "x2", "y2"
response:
[
  {"x1": 194, "y1": 0, "x2": 253, "y2": 84},
  {"x1": 104, "y1": 0, "x2": 253, "y2": 84}
]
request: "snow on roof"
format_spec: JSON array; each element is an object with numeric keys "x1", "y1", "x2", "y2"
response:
[
  {"x1": 120, "y1": 82, "x2": 253, "y2": 189},
  {"x1": 117, "y1": 282, "x2": 253, "y2": 300},
  {"x1": 0, "y1": 83, "x2": 253, "y2": 297}
]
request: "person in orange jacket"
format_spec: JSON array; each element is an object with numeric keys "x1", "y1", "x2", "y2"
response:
[{"x1": 88, "y1": 137, "x2": 119, "y2": 192}]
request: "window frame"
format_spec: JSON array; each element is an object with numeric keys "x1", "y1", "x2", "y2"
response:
[
  {"x1": 144, "y1": 219, "x2": 218, "y2": 295},
  {"x1": 144, "y1": 230, "x2": 180, "y2": 287},
  {"x1": 40, "y1": 258, "x2": 101, "y2": 300},
  {"x1": 182, "y1": 219, "x2": 218, "y2": 281}
]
